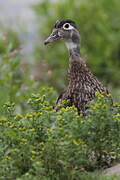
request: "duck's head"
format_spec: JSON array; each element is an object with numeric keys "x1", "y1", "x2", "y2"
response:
[{"x1": 44, "y1": 19, "x2": 80, "y2": 54}]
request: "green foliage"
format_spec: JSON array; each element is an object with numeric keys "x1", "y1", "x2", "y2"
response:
[
  {"x1": 33, "y1": 0, "x2": 120, "y2": 91},
  {"x1": 0, "y1": 31, "x2": 39, "y2": 113},
  {"x1": 1, "y1": 88, "x2": 120, "y2": 179}
]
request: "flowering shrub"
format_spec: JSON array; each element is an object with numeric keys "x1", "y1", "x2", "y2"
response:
[
  {"x1": 0, "y1": 31, "x2": 24, "y2": 106},
  {"x1": 0, "y1": 31, "x2": 41, "y2": 114},
  {"x1": 0, "y1": 87, "x2": 120, "y2": 179}
]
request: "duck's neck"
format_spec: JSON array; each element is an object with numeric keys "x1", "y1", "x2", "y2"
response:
[
  {"x1": 65, "y1": 40, "x2": 86, "y2": 72},
  {"x1": 65, "y1": 41, "x2": 80, "y2": 57}
]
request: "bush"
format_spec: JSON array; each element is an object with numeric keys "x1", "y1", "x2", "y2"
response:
[
  {"x1": 0, "y1": 30, "x2": 24, "y2": 105},
  {"x1": 0, "y1": 30, "x2": 40, "y2": 113},
  {"x1": 0, "y1": 88, "x2": 120, "y2": 179}
]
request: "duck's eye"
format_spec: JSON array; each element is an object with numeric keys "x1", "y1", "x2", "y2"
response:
[
  {"x1": 63, "y1": 23, "x2": 74, "y2": 30},
  {"x1": 63, "y1": 23, "x2": 69, "y2": 29}
]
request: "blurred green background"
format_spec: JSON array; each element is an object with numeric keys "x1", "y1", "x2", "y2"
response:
[{"x1": 0, "y1": 0, "x2": 120, "y2": 113}]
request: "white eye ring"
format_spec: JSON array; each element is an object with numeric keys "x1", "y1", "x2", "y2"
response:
[{"x1": 63, "y1": 23, "x2": 74, "y2": 30}]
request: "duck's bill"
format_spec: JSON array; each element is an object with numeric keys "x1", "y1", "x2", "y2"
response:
[{"x1": 44, "y1": 29, "x2": 61, "y2": 45}]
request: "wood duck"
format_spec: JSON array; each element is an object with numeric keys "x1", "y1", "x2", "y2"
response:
[{"x1": 44, "y1": 19, "x2": 112, "y2": 114}]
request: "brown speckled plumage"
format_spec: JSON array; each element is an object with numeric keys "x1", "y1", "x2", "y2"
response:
[{"x1": 44, "y1": 19, "x2": 112, "y2": 113}]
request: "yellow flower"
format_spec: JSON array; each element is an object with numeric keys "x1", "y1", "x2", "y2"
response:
[
  {"x1": 42, "y1": 147, "x2": 45, "y2": 151},
  {"x1": 95, "y1": 91, "x2": 99, "y2": 96},
  {"x1": 80, "y1": 113, "x2": 83, "y2": 117},
  {"x1": 40, "y1": 142, "x2": 44, "y2": 146},
  {"x1": 8, "y1": 122, "x2": 12, "y2": 126},
  {"x1": 88, "y1": 119, "x2": 92, "y2": 123},
  {"x1": 90, "y1": 105, "x2": 96, "y2": 110},
  {"x1": 5, "y1": 155, "x2": 11, "y2": 160},
  {"x1": 25, "y1": 113, "x2": 32, "y2": 119},
  {"x1": 31, "y1": 93, "x2": 37, "y2": 97},
  {"x1": 98, "y1": 97, "x2": 101, "y2": 100},
  {"x1": 96, "y1": 103, "x2": 100, "y2": 108},
  {"x1": 102, "y1": 104, "x2": 107, "y2": 109},
  {"x1": 14, "y1": 114, "x2": 23, "y2": 120},
  {"x1": 4, "y1": 101, "x2": 10, "y2": 106},
  {"x1": 31, "y1": 150, "x2": 37, "y2": 155},
  {"x1": 81, "y1": 120, "x2": 84, "y2": 124},
  {"x1": 47, "y1": 128, "x2": 52, "y2": 133},
  {"x1": 37, "y1": 112, "x2": 43, "y2": 116},
  {"x1": 4, "y1": 101, "x2": 15, "y2": 108},
  {"x1": 101, "y1": 92, "x2": 106, "y2": 95},
  {"x1": 21, "y1": 138, "x2": 27, "y2": 142},
  {"x1": 40, "y1": 125, "x2": 42, "y2": 130},
  {"x1": 101, "y1": 116, "x2": 104, "y2": 120},
  {"x1": 114, "y1": 116, "x2": 119, "y2": 121},
  {"x1": 32, "y1": 155, "x2": 35, "y2": 159},
  {"x1": 60, "y1": 107, "x2": 65, "y2": 112},
  {"x1": 58, "y1": 123, "x2": 62, "y2": 127},
  {"x1": 32, "y1": 112, "x2": 37, "y2": 116},
  {"x1": 61, "y1": 137, "x2": 64, "y2": 141},
  {"x1": 78, "y1": 138, "x2": 83, "y2": 144},
  {"x1": 57, "y1": 116, "x2": 62, "y2": 121},
  {"x1": 75, "y1": 112, "x2": 78, "y2": 116},
  {"x1": 72, "y1": 106, "x2": 77, "y2": 111},
  {"x1": 9, "y1": 125, "x2": 14, "y2": 128},
  {"x1": 93, "y1": 106, "x2": 96, "y2": 110},
  {"x1": 14, "y1": 148, "x2": 19, "y2": 152},
  {"x1": 65, "y1": 134, "x2": 68, "y2": 138},
  {"x1": 69, "y1": 135, "x2": 72, "y2": 139},
  {"x1": 44, "y1": 101, "x2": 50, "y2": 106},
  {"x1": 48, "y1": 138, "x2": 52, "y2": 142},
  {"x1": 107, "y1": 93, "x2": 112, "y2": 97},
  {"x1": 29, "y1": 128, "x2": 35, "y2": 132},
  {"x1": 57, "y1": 102, "x2": 61, "y2": 107},
  {"x1": 83, "y1": 144, "x2": 87, "y2": 148},
  {"x1": 72, "y1": 139, "x2": 78, "y2": 145}
]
